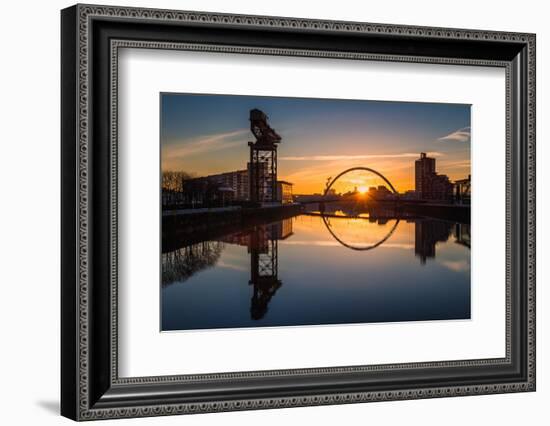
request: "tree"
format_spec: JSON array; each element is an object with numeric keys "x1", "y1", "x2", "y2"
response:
[{"x1": 162, "y1": 171, "x2": 193, "y2": 193}]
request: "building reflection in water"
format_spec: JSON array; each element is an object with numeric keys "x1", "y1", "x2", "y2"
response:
[
  {"x1": 414, "y1": 220, "x2": 471, "y2": 264},
  {"x1": 162, "y1": 212, "x2": 470, "y2": 324},
  {"x1": 162, "y1": 218, "x2": 293, "y2": 320},
  {"x1": 454, "y1": 223, "x2": 471, "y2": 248},
  {"x1": 414, "y1": 220, "x2": 453, "y2": 264}
]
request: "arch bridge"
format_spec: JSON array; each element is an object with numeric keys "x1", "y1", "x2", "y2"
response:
[{"x1": 323, "y1": 166, "x2": 398, "y2": 196}]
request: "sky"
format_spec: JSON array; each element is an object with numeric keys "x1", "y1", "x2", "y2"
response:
[{"x1": 160, "y1": 93, "x2": 471, "y2": 194}]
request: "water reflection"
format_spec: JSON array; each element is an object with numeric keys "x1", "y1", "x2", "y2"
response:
[
  {"x1": 162, "y1": 207, "x2": 471, "y2": 331},
  {"x1": 414, "y1": 220, "x2": 453, "y2": 264},
  {"x1": 162, "y1": 241, "x2": 224, "y2": 286},
  {"x1": 320, "y1": 214, "x2": 400, "y2": 251},
  {"x1": 220, "y1": 222, "x2": 291, "y2": 320}
]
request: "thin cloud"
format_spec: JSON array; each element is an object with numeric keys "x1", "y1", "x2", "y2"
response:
[
  {"x1": 438, "y1": 160, "x2": 471, "y2": 169},
  {"x1": 163, "y1": 129, "x2": 248, "y2": 159},
  {"x1": 279, "y1": 152, "x2": 444, "y2": 161},
  {"x1": 216, "y1": 260, "x2": 248, "y2": 272},
  {"x1": 440, "y1": 260, "x2": 470, "y2": 272},
  {"x1": 438, "y1": 127, "x2": 471, "y2": 143}
]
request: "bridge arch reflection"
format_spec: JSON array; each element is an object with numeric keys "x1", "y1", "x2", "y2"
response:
[
  {"x1": 162, "y1": 210, "x2": 469, "y2": 329},
  {"x1": 319, "y1": 213, "x2": 400, "y2": 251}
]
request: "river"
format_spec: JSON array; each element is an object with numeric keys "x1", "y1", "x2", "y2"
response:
[{"x1": 162, "y1": 209, "x2": 471, "y2": 331}]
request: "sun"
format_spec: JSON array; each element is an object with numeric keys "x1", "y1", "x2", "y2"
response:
[{"x1": 357, "y1": 186, "x2": 368, "y2": 194}]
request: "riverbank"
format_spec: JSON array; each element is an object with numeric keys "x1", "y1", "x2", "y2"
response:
[{"x1": 162, "y1": 203, "x2": 302, "y2": 252}]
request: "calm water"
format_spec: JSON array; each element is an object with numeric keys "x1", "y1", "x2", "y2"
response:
[{"x1": 162, "y1": 211, "x2": 471, "y2": 331}]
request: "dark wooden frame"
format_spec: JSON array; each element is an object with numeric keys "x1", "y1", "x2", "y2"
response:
[{"x1": 61, "y1": 4, "x2": 536, "y2": 421}]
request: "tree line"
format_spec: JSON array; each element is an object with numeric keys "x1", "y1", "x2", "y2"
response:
[{"x1": 161, "y1": 171, "x2": 194, "y2": 193}]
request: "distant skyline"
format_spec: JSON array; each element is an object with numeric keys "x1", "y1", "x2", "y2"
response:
[{"x1": 161, "y1": 93, "x2": 471, "y2": 193}]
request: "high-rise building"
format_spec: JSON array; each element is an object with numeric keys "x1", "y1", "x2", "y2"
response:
[
  {"x1": 415, "y1": 152, "x2": 453, "y2": 201},
  {"x1": 415, "y1": 152, "x2": 435, "y2": 197}
]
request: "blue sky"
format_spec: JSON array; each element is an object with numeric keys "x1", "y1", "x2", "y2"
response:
[{"x1": 161, "y1": 93, "x2": 471, "y2": 193}]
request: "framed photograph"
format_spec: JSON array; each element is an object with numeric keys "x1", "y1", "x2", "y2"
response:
[{"x1": 61, "y1": 4, "x2": 536, "y2": 421}]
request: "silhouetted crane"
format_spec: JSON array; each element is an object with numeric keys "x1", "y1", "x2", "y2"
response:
[{"x1": 248, "y1": 109, "x2": 282, "y2": 203}]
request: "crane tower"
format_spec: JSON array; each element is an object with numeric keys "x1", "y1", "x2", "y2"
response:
[{"x1": 248, "y1": 109, "x2": 281, "y2": 204}]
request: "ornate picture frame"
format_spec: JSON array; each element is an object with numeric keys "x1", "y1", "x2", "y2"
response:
[{"x1": 61, "y1": 4, "x2": 535, "y2": 421}]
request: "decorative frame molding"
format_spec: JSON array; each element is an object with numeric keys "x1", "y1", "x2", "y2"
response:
[{"x1": 61, "y1": 4, "x2": 535, "y2": 421}]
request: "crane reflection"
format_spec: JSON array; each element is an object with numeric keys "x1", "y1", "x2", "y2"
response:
[{"x1": 162, "y1": 210, "x2": 470, "y2": 322}]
